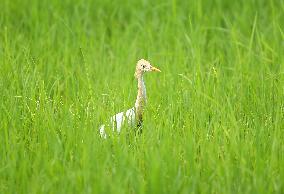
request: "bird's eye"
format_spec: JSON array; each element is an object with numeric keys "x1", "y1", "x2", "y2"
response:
[{"x1": 142, "y1": 65, "x2": 145, "y2": 68}]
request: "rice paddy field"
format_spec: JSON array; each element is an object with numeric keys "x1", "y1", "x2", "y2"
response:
[{"x1": 1, "y1": 0, "x2": 284, "y2": 193}]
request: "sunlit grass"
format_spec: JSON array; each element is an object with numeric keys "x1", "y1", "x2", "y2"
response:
[{"x1": 0, "y1": 0, "x2": 283, "y2": 193}]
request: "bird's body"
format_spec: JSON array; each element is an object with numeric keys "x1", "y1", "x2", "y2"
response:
[{"x1": 99, "y1": 59, "x2": 160, "y2": 138}]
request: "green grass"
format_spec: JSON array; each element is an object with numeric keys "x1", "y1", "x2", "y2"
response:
[{"x1": 1, "y1": 0, "x2": 284, "y2": 193}]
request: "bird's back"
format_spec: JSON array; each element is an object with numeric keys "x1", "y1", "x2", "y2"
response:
[{"x1": 99, "y1": 107, "x2": 136, "y2": 138}]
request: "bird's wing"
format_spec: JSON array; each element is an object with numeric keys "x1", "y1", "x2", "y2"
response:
[
  {"x1": 99, "y1": 108, "x2": 135, "y2": 138},
  {"x1": 125, "y1": 107, "x2": 136, "y2": 126},
  {"x1": 111, "y1": 111, "x2": 124, "y2": 132},
  {"x1": 110, "y1": 107, "x2": 136, "y2": 133}
]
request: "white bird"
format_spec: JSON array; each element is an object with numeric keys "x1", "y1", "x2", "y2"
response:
[{"x1": 99, "y1": 59, "x2": 161, "y2": 138}]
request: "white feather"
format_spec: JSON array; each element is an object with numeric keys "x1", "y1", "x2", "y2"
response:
[
  {"x1": 99, "y1": 107, "x2": 136, "y2": 138},
  {"x1": 99, "y1": 124, "x2": 107, "y2": 139}
]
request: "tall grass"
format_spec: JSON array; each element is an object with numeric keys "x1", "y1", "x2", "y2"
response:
[{"x1": 0, "y1": 0, "x2": 283, "y2": 193}]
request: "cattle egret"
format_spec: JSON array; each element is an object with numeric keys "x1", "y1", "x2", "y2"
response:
[{"x1": 99, "y1": 59, "x2": 161, "y2": 138}]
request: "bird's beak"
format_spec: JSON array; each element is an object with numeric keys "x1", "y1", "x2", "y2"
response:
[{"x1": 151, "y1": 66, "x2": 161, "y2": 72}]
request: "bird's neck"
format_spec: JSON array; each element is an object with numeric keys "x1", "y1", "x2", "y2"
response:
[{"x1": 135, "y1": 75, "x2": 146, "y2": 121}]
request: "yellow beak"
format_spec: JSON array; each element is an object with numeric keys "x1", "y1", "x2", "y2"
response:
[{"x1": 151, "y1": 66, "x2": 161, "y2": 72}]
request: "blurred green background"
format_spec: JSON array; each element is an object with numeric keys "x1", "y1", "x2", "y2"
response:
[{"x1": 0, "y1": 0, "x2": 283, "y2": 193}]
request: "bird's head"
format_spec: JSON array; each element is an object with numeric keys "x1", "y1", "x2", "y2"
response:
[{"x1": 134, "y1": 59, "x2": 161, "y2": 78}]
